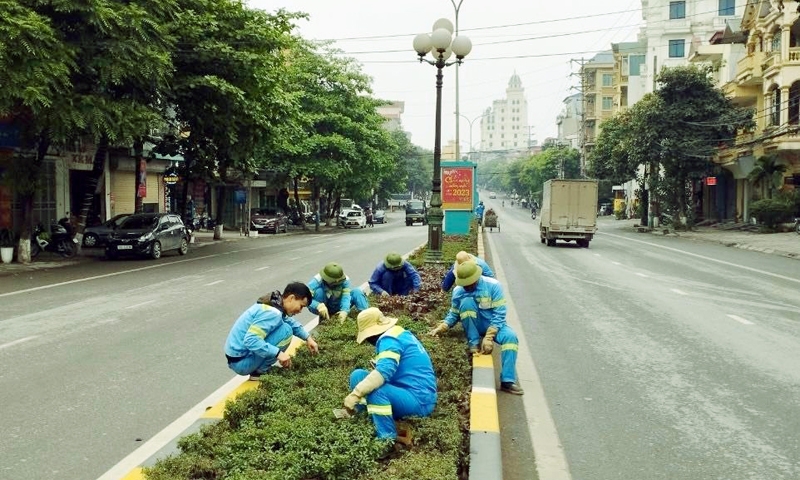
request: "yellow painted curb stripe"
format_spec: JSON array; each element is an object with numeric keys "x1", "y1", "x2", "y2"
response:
[
  {"x1": 470, "y1": 391, "x2": 500, "y2": 432},
  {"x1": 472, "y1": 354, "x2": 494, "y2": 369},
  {"x1": 121, "y1": 467, "x2": 145, "y2": 480},
  {"x1": 201, "y1": 379, "x2": 260, "y2": 418}
]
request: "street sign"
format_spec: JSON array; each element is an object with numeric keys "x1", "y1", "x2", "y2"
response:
[
  {"x1": 163, "y1": 174, "x2": 179, "y2": 185},
  {"x1": 706, "y1": 176, "x2": 717, "y2": 186},
  {"x1": 442, "y1": 167, "x2": 474, "y2": 210},
  {"x1": 234, "y1": 188, "x2": 247, "y2": 205}
]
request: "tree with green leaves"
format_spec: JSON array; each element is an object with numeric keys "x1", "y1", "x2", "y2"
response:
[{"x1": 747, "y1": 155, "x2": 788, "y2": 199}]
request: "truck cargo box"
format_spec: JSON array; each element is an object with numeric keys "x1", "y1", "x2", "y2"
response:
[{"x1": 539, "y1": 179, "x2": 598, "y2": 247}]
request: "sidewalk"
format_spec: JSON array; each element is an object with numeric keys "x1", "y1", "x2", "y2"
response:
[{"x1": 618, "y1": 218, "x2": 800, "y2": 259}]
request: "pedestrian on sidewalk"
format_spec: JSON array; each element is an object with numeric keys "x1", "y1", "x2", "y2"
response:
[
  {"x1": 429, "y1": 261, "x2": 523, "y2": 395},
  {"x1": 441, "y1": 250, "x2": 494, "y2": 292},
  {"x1": 224, "y1": 282, "x2": 319, "y2": 381},
  {"x1": 366, "y1": 208, "x2": 375, "y2": 228},
  {"x1": 343, "y1": 308, "x2": 437, "y2": 446},
  {"x1": 308, "y1": 262, "x2": 369, "y2": 323},
  {"x1": 368, "y1": 252, "x2": 421, "y2": 297}
]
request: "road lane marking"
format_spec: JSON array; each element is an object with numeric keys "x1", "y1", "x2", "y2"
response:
[
  {"x1": 671, "y1": 289, "x2": 688, "y2": 295},
  {"x1": 612, "y1": 261, "x2": 621, "y2": 265},
  {"x1": 0, "y1": 336, "x2": 37, "y2": 351},
  {"x1": 601, "y1": 231, "x2": 800, "y2": 285},
  {"x1": 314, "y1": 250, "x2": 323, "y2": 253},
  {"x1": 255, "y1": 266, "x2": 270, "y2": 271},
  {"x1": 125, "y1": 300, "x2": 156, "y2": 310},
  {"x1": 593, "y1": 253, "x2": 601, "y2": 257},
  {"x1": 635, "y1": 272, "x2": 648, "y2": 277},
  {"x1": 289, "y1": 256, "x2": 300, "y2": 261},
  {"x1": 727, "y1": 314, "x2": 754, "y2": 325},
  {"x1": 205, "y1": 280, "x2": 224, "y2": 286}
]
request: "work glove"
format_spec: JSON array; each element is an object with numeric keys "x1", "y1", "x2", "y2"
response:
[
  {"x1": 344, "y1": 370, "x2": 384, "y2": 411},
  {"x1": 335, "y1": 311, "x2": 348, "y2": 323},
  {"x1": 481, "y1": 326, "x2": 498, "y2": 354},
  {"x1": 317, "y1": 303, "x2": 329, "y2": 321},
  {"x1": 427, "y1": 322, "x2": 449, "y2": 337},
  {"x1": 343, "y1": 392, "x2": 362, "y2": 411},
  {"x1": 380, "y1": 291, "x2": 390, "y2": 297}
]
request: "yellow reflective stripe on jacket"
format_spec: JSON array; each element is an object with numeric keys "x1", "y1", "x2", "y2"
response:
[
  {"x1": 260, "y1": 304, "x2": 275, "y2": 311},
  {"x1": 384, "y1": 326, "x2": 405, "y2": 338},
  {"x1": 276, "y1": 336, "x2": 293, "y2": 348},
  {"x1": 492, "y1": 299, "x2": 506, "y2": 308},
  {"x1": 247, "y1": 325, "x2": 267, "y2": 339},
  {"x1": 342, "y1": 288, "x2": 351, "y2": 294},
  {"x1": 501, "y1": 343, "x2": 518, "y2": 352},
  {"x1": 450, "y1": 307, "x2": 459, "y2": 314},
  {"x1": 367, "y1": 404, "x2": 393, "y2": 416},
  {"x1": 476, "y1": 296, "x2": 491, "y2": 304},
  {"x1": 375, "y1": 351, "x2": 401, "y2": 363},
  {"x1": 460, "y1": 310, "x2": 477, "y2": 319}
]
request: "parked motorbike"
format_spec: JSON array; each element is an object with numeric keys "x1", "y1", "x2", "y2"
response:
[
  {"x1": 795, "y1": 217, "x2": 800, "y2": 235},
  {"x1": 531, "y1": 209, "x2": 537, "y2": 220},
  {"x1": 30, "y1": 218, "x2": 78, "y2": 258}
]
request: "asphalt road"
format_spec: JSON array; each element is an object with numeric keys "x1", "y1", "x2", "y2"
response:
[
  {"x1": 485, "y1": 199, "x2": 800, "y2": 480},
  {"x1": 0, "y1": 213, "x2": 424, "y2": 480}
]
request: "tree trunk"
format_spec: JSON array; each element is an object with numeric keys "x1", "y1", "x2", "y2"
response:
[
  {"x1": 292, "y1": 176, "x2": 304, "y2": 230},
  {"x1": 74, "y1": 136, "x2": 108, "y2": 254},
  {"x1": 17, "y1": 137, "x2": 50, "y2": 264},
  {"x1": 214, "y1": 183, "x2": 225, "y2": 240},
  {"x1": 133, "y1": 138, "x2": 144, "y2": 214},
  {"x1": 312, "y1": 182, "x2": 321, "y2": 232}
]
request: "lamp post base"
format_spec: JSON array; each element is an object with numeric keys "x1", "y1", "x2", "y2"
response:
[{"x1": 424, "y1": 206, "x2": 445, "y2": 265}]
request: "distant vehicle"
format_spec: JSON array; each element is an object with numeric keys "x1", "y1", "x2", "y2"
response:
[
  {"x1": 250, "y1": 208, "x2": 288, "y2": 234},
  {"x1": 83, "y1": 213, "x2": 131, "y2": 247},
  {"x1": 339, "y1": 209, "x2": 366, "y2": 228},
  {"x1": 405, "y1": 200, "x2": 427, "y2": 226},
  {"x1": 599, "y1": 203, "x2": 613, "y2": 216},
  {"x1": 539, "y1": 179, "x2": 598, "y2": 248},
  {"x1": 106, "y1": 213, "x2": 190, "y2": 259},
  {"x1": 489, "y1": 192, "x2": 497, "y2": 199},
  {"x1": 373, "y1": 209, "x2": 386, "y2": 224}
]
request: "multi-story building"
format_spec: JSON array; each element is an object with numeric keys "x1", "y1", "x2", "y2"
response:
[
  {"x1": 556, "y1": 93, "x2": 582, "y2": 150},
  {"x1": 611, "y1": 40, "x2": 648, "y2": 110},
  {"x1": 479, "y1": 73, "x2": 530, "y2": 156},
  {"x1": 580, "y1": 51, "x2": 615, "y2": 174},
  {"x1": 376, "y1": 101, "x2": 405, "y2": 132}
]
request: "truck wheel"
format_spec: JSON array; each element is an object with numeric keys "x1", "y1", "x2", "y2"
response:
[
  {"x1": 540, "y1": 237, "x2": 545, "y2": 244},
  {"x1": 406, "y1": 221, "x2": 411, "y2": 226},
  {"x1": 577, "y1": 239, "x2": 588, "y2": 248},
  {"x1": 546, "y1": 238, "x2": 556, "y2": 247}
]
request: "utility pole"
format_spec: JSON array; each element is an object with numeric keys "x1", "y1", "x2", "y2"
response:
[{"x1": 570, "y1": 58, "x2": 589, "y2": 178}]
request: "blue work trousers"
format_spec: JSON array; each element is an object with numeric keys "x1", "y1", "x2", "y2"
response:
[
  {"x1": 326, "y1": 288, "x2": 369, "y2": 313},
  {"x1": 227, "y1": 326, "x2": 294, "y2": 376},
  {"x1": 459, "y1": 297, "x2": 519, "y2": 384},
  {"x1": 349, "y1": 369, "x2": 435, "y2": 440}
]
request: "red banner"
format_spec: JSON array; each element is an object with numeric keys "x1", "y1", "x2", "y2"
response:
[
  {"x1": 442, "y1": 167, "x2": 473, "y2": 210},
  {"x1": 137, "y1": 158, "x2": 147, "y2": 198}
]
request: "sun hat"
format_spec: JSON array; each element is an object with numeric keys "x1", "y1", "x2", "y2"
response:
[
  {"x1": 356, "y1": 307, "x2": 399, "y2": 344},
  {"x1": 384, "y1": 252, "x2": 403, "y2": 270},
  {"x1": 455, "y1": 251, "x2": 473, "y2": 265},
  {"x1": 455, "y1": 261, "x2": 481, "y2": 287},
  {"x1": 320, "y1": 262, "x2": 346, "y2": 285}
]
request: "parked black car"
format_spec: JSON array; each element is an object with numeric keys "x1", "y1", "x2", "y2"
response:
[
  {"x1": 83, "y1": 213, "x2": 131, "y2": 247},
  {"x1": 105, "y1": 213, "x2": 190, "y2": 260}
]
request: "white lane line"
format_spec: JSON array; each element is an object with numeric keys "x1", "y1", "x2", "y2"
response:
[
  {"x1": 635, "y1": 272, "x2": 648, "y2": 278},
  {"x1": 601, "y1": 231, "x2": 800, "y2": 285},
  {"x1": 671, "y1": 288, "x2": 688, "y2": 295},
  {"x1": 0, "y1": 336, "x2": 38, "y2": 351},
  {"x1": 727, "y1": 314, "x2": 754, "y2": 325},
  {"x1": 314, "y1": 250, "x2": 323, "y2": 254},
  {"x1": 205, "y1": 280, "x2": 224, "y2": 287},
  {"x1": 0, "y1": 253, "x2": 220, "y2": 298},
  {"x1": 612, "y1": 261, "x2": 621, "y2": 265},
  {"x1": 255, "y1": 266, "x2": 270, "y2": 271},
  {"x1": 289, "y1": 256, "x2": 300, "y2": 261},
  {"x1": 593, "y1": 253, "x2": 601, "y2": 257},
  {"x1": 125, "y1": 300, "x2": 156, "y2": 310}
]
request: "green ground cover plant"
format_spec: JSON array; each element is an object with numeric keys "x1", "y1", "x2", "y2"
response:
[{"x1": 144, "y1": 233, "x2": 477, "y2": 480}]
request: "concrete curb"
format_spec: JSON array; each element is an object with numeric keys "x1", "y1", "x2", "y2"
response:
[{"x1": 469, "y1": 226, "x2": 503, "y2": 480}]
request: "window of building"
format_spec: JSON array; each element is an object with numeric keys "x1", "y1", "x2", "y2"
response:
[
  {"x1": 669, "y1": 1, "x2": 685, "y2": 19},
  {"x1": 669, "y1": 39, "x2": 685, "y2": 58},
  {"x1": 771, "y1": 32, "x2": 781, "y2": 53},
  {"x1": 602, "y1": 74, "x2": 613, "y2": 86},
  {"x1": 514, "y1": 142, "x2": 518, "y2": 147},
  {"x1": 501, "y1": 134, "x2": 505, "y2": 138},
  {"x1": 628, "y1": 54, "x2": 645, "y2": 76},
  {"x1": 514, "y1": 133, "x2": 518, "y2": 138},
  {"x1": 719, "y1": 0, "x2": 734, "y2": 16},
  {"x1": 602, "y1": 97, "x2": 613, "y2": 110}
]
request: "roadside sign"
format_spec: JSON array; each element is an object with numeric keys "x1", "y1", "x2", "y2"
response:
[{"x1": 706, "y1": 177, "x2": 717, "y2": 186}]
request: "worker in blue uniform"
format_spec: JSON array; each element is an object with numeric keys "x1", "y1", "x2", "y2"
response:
[
  {"x1": 369, "y1": 252, "x2": 422, "y2": 296},
  {"x1": 475, "y1": 201, "x2": 485, "y2": 226},
  {"x1": 307, "y1": 262, "x2": 369, "y2": 322},
  {"x1": 343, "y1": 307, "x2": 438, "y2": 442},
  {"x1": 429, "y1": 261, "x2": 523, "y2": 395},
  {"x1": 224, "y1": 282, "x2": 319, "y2": 380},
  {"x1": 441, "y1": 250, "x2": 494, "y2": 292}
]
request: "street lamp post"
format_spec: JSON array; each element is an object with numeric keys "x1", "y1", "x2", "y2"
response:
[
  {"x1": 451, "y1": 0, "x2": 465, "y2": 161},
  {"x1": 459, "y1": 112, "x2": 490, "y2": 163},
  {"x1": 413, "y1": 20, "x2": 472, "y2": 264}
]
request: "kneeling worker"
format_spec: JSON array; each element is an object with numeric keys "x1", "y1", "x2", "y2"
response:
[
  {"x1": 441, "y1": 250, "x2": 494, "y2": 292},
  {"x1": 430, "y1": 261, "x2": 523, "y2": 395},
  {"x1": 224, "y1": 282, "x2": 319, "y2": 380},
  {"x1": 343, "y1": 308, "x2": 438, "y2": 442},
  {"x1": 369, "y1": 252, "x2": 422, "y2": 297},
  {"x1": 308, "y1": 262, "x2": 369, "y2": 322}
]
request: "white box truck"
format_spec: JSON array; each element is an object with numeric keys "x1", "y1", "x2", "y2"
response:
[{"x1": 540, "y1": 179, "x2": 598, "y2": 247}]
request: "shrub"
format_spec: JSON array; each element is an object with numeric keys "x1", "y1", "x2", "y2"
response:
[
  {"x1": 750, "y1": 197, "x2": 795, "y2": 230},
  {"x1": 614, "y1": 202, "x2": 627, "y2": 220}
]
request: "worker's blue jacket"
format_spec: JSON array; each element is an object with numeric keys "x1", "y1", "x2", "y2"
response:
[
  {"x1": 475, "y1": 204, "x2": 485, "y2": 219},
  {"x1": 368, "y1": 261, "x2": 421, "y2": 295},
  {"x1": 224, "y1": 296, "x2": 310, "y2": 360},
  {"x1": 307, "y1": 273, "x2": 354, "y2": 314},
  {"x1": 373, "y1": 325, "x2": 437, "y2": 405},
  {"x1": 441, "y1": 254, "x2": 495, "y2": 291},
  {"x1": 444, "y1": 276, "x2": 507, "y2": 333}
]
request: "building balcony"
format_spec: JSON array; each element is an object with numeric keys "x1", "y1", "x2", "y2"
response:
[
  {"x1": 763, "y1": 125, "x2": 800, "y2": 150},
  {"x1": 761, "y1": 51, "x2": 780, "y2": 75},
  {"x1": 736, "y1": 52, "x2": 764, "y2": 86}
]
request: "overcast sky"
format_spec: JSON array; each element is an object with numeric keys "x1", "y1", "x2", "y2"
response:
[{"x1": 251, "y1": 1, "x2": 642, "y2": 152}]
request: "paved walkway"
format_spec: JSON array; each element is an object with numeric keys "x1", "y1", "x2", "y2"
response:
[{"x1": 616, "y1": 219, "x2": 800, "y2": 259}]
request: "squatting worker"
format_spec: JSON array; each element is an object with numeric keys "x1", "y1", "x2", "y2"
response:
[
  {"x1": 441, "y1": 250, "x2": 494, "y2": 292},
  {"x1": 343, "y1": 308, "x2": 438, "y2": 443},
  {"x1": 368, "y1": 252, "x2": 422, "y2": 297},
  {"x1": 429, "y1": 261, "x2": 523, "y2": 395},
  {"x1": 224, "y1": 282, "x2": 319, "y2": 381},
  {"x1": 307, "y1": 262, "x2": 369, "y2": 323}
]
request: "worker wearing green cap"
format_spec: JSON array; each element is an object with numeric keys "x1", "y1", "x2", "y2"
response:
[
  {"x1": 307, "y1": 262, "x2": 369, "y2": 322},
  {"x1": 368, "y1": 252, "x2": 421, "y2": 297},
  {"x1": 429, "y1": 261, "x2": 523, "y2": 395}
]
